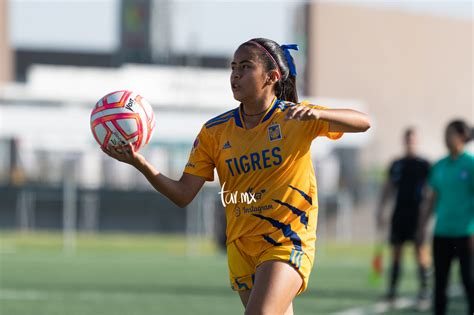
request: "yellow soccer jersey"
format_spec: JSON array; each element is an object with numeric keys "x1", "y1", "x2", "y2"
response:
[{"x1": 184, "y1": 98, "x2": 342, "y2": 260}]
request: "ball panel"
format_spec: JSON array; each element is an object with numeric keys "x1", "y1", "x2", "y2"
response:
[
  {"x1": 93, "y1": 124, "x2": 108, "y2": 145},
  {"x1": 105, "y1": 121, "x2": 127, "y2": 146},
  {"x1": 106, "y1": 91, "x2": 126, "y2": 105},
  {"x1": 115, "y1": 118, "x2": 139, "y2": 137}
]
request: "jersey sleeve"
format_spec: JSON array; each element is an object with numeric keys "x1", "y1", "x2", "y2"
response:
[
  {"x1": 183, "y1": 126, "x2": 216, "y2": 181},
  {"x1": 301, "y1": 102, "x2": 344, "y2": 140}
]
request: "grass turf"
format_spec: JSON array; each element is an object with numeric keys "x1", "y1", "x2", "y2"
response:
[{"x1": 0, "y1": 232, "x2": 468, "y2": 315}]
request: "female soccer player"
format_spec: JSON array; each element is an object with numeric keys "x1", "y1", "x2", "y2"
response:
[
  {"x1": 419, "y1": 120, "x2": 473, "y2": 315},
  {"x1": 103, "y1": 38, "x2": 370, "y2": 315}
]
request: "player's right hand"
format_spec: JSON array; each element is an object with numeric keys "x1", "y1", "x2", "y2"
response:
[{"x1": 102, "y1": 142, "x2": 143, "y2": 167}]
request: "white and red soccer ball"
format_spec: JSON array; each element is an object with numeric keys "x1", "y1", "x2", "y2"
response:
[{"x1": 90, "y1": 90, "x2": 155, "y2": 151}]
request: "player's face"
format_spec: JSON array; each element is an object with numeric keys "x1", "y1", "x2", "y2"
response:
[
  {"x1": 405, "y1": 132, "x2": 417, "y2": 153},
  {"x1": 230, "y1": 46, "x2": 269, "y2": 102},
  {"x1": 445, "y1": 126, "x2": 464, "y2": 152}
]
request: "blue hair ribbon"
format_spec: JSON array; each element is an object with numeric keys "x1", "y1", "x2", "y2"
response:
[{"x1": 280, "y1": 44, "x2": 299, "y2": 76}]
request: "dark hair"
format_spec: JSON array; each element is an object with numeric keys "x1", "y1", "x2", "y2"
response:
[
  {"x1": 446, "y1": 119, "x2": 472, "y2": 143},
  {"x1": 241, "y1": 38, "x2": 298, "y2": 103}
]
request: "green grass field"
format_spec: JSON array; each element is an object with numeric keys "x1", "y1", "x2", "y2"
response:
[{"x1": 0, "y1": 232, "x2": 468, "y2": 315}]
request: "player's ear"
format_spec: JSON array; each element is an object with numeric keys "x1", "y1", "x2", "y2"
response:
[{"x1": 267, "y1": 70, "x2": 281, "y2": 85}]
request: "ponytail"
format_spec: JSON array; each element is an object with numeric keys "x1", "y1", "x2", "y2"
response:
[{"x1": 276, "y1": 75, "x2": 298, "y2": 104}]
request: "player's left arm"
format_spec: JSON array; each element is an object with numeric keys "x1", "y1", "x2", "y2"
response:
[{"x1": 285, "y1": 106, "x2": 370, "y2": 133}]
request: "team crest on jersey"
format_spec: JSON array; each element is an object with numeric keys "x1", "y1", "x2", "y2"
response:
[{"x1": 268, "y1": 123, "x2": 282, "y2": 141}]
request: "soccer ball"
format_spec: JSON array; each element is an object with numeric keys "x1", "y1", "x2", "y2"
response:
[{"x1": 90, "y1": 90, "x2": 155, "y2": 151}]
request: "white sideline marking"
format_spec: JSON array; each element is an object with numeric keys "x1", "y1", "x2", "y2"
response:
[
  {"x1": 0, "y1": 289, "x2": 46, "y2": 301},
  {"x1": 0, "y1": 289, "x2": 153, "y2": 301},
  {"x1": 332, "y1": 285, "x2": 462, "y2": 315},
  {"x1": 333, "y1": 297, "x2": 415, "y2": 315}
]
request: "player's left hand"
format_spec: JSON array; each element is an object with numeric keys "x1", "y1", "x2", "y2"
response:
[{"x1": 285, "y1": 104, "x2": 320, "y2": 121}]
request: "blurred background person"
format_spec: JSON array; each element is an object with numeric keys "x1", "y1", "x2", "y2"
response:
[
  {"x1": 420, "y1": 119, "x2": 474, "y2": 315},
  {"x1": 376, "y1": 127, "x2": 431, "y2": 308}
]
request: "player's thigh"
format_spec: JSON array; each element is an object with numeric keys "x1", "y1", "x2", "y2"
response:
[{"x1": 244, "y1": 260, "x2": 302, "y2": 315}]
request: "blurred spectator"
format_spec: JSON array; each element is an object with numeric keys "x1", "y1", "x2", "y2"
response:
[
  {"x1": 420, "y1": 119, "x2": 474, "y2": 315},
  {"x1": 376, "y1": 128, "x2": 431, "y2": 308}
]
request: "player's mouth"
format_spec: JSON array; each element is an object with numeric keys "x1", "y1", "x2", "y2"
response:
[{"x1": 231, "y1": 83, "x2": 240, "y2": 91}]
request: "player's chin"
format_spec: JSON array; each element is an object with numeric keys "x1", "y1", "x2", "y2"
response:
[{"x1": 231, "y1": 90, "x2": 244, "y2": 102}]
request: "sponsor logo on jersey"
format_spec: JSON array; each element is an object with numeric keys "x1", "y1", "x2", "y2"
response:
[{"x1": 223, "y1": 141, "x2": 232, "y2": 149}]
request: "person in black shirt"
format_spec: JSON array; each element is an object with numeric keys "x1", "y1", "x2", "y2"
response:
[{"x1": 376, "y1": 128, "x2": 431, "y2": 308}]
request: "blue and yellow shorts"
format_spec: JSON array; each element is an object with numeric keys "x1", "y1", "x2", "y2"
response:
[{"x1": 227, "y1": 239, "x2": 314, "y2": 295}]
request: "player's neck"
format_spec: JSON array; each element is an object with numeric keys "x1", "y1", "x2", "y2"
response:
[
  {"x1": 448, "y1": 146, "x2": 464, "y2": 160},
  {"x1": 241, "y1": 94, "x2": 275, "y2": 116}
]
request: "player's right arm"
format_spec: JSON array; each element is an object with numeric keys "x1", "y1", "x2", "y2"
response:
[
  {"x1": 416, "y1": 161, "x2": 439, "y2": 240},
  {"x1": 103, "y1": 143, "x2": 205, "y2": 208},
  {"x1": 416, "y1": 187, "x2": 436, "y2": 241},
  {"x1": 375, "y1": 178, "x2": 395, "y2": 228}
]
